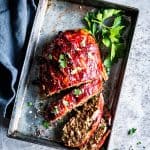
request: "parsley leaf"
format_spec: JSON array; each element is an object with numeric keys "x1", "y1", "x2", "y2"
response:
[
  {"x1": 113, "y1": 16, "x2": 122, "y2": 27},
  {"x1": 137, "y1": 141, "x2": 141, "y2": 145},
  {"x1": 73, "y1": 89, "x2": 82, "y2": 97},
  {"x1": 27, "y1": 102, "x2": 33, "y2": 106},
  {"x1": 48, "y1": 54, "x2": 52, "y2": 60},
  {"x1": 58, "y1": 54, "x2": 67, "y2": 68},
  {"x1": 102, "y1": 38, "x2": 111, "y2": 48},
  {"x1": 128, "y1": 128, "x2": 137, "y2": 135},
  {"x1": 52, "y1": 106, "x2": 59, "y2": 115},
  {"x1": 103, "y1": 9, "x2": 121, "y2": 20},
  {"x1": 111, "y1": 43, "x2": 117, "y2": 60},
  {"x1": 104, "y1": 55, "x2": 112, "y2": 73},
  {"x1": 42, "y1": 120, "x2": 50, "y2": 129},
  {"x1": 63, "y1": 100, "x2": 69, "y2": 106}
]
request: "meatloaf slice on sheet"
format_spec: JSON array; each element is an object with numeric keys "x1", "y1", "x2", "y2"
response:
[
  {"x1": 80, "y1": 118, "x2": 111, "y2": 150},
  {"x1": 61, "y1": 93, "x2": 104, "y2": 147},
  {"x1": 44, "y1": 79, "x2": 102, "y2": 122}
]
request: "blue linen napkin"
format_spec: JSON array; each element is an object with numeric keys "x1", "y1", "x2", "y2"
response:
[{"x1": 0, "y1": 0, "x2": 37, "y2": 117}]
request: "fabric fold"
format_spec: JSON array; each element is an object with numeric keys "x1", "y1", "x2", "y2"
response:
[{"x1": 0, "y1": 0, "x2": 37, "y2": 117}]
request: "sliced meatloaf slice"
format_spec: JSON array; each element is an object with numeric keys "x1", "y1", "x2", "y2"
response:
[
  {"x1": 80, "y1": 104, "x2": 112, "y2": 150},
  {"x1": 40, "y1": 29, "x2": 107, "y2": 96},
  {"x1": 44, "y1": 79, "x2": 102, "y2": 122},
  {"x1": 80, "y1": 118, "x2": 111, "y2": 150},
  {"x1": 61, "y1": 93, "x2": 104, "y2": 147}
]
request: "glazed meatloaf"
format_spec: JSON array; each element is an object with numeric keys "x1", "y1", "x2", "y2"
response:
[
  {"x1": 61, "y1": 93, "x2": 104, "y2": 147},
  {"x1": 40, "y1": 29, "x2": 110, "y2": 149},
  {"x1": 40, "y1": 29, "x2": 107, "y2": 96},
  {"x1": 44, "y1": 79, "x2": 102, "y2": 122}
]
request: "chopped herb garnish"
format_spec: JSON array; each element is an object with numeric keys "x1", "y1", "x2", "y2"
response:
[
  {"x1": 63, "y1": 100, "x2": 69, "y2": 106},
  {"x1": 52, "y1": 106, "x2": 59, "y2": 114},
  {"x1": 27, "y1": 102, "x2": 33, "y2": 106},
  {"x1": 58, "y1": 54, "x2": 67, "y2": 68},
  {"x1": 73, "y1": 89, "x2": 82, "y2": 97},
  {"x1": 137, "y1": 141, "x2": 141, "y2": 145},
  {"x1": 48, "y1": 54, "x2": 52, "y2": 60},
  {"x1": 128, "y1": 128, "x2": 137, "y2": 135},
  {"x1": 83, "y1": 9, "x2": 126, "y2": 74},
  {"x1": 42, "y1": 120, "x2": 50, "y2": 129},
  {"x1": 71, "y1": 67, "x2": 82, "y2": 75}
]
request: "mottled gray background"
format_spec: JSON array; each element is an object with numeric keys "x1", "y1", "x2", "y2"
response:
[{"x1": 1, "y1": 0, "x2": 150, "y2": 149}]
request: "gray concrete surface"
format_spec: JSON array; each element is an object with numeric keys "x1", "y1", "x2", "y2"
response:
[{"x1": 1, "y1": 0, "x2": 150, "y2": 149}]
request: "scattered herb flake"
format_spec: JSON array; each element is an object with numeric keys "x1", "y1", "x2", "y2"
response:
[
  {"x1": 128, "y1": 128, "x2": 137, "y2": 135},
  {"x1": 58, "y1": 54, "x2": 67, "y2": 68},
  {"x1": 102, "y1": 38, "x2": 111, "y2": 48},
  {"x1": 129, "y1": 145, "x2": 134, "y2": 150},
  {"x1": 52, "y1": 106, "x2": 59, "y2": 115},
  {"x1": 48, "y1": 54, "x2": 52, "y2": 60},
  {"x1": 27, "y1": 102, "x2": 33, "y2": 106},
  {"x1": 143, "y1": 146, "x2": 146, "y2": 149},
  {"x1": 73, "y1": 89, "x2": 82, "y2": 97},
  {"x1": 63, "y1": 100, "x2": 69, "y2": 107},
  {"x1": 137, "y1": 141, "x2": 142, "y2": 145},
  {"x1": 42, "y1": 120, "x2": 50, "y2": 129}
]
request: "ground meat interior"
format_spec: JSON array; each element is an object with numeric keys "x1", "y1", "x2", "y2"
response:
[
  {"x1": 80, "y1": 118, "x2": 110, "y2": 150},
  {"x1": 61, "y1": 94, "x2": 104, "y2": 147}
]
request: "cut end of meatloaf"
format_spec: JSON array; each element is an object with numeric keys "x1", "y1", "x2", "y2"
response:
[
  {"x1": 44, "y1": 79, "x2": 102, "y2": 122},
  {"x1": 61, "y1": 93, "x2": 104, "y2": 148},
  {"x1": 80, "y1": 118, "x2": 110, "y2": 150},
  {"x1": 40, "y1": 29, "x2": 105, "y2": 96}
]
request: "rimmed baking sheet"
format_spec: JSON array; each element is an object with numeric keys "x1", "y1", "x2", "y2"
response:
[{"x1": 8, "y1": 0, "x2": 138, "y2": 149}]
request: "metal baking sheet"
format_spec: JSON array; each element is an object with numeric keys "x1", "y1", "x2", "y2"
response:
[{"x1": 8, "y1": 0, "x2": 139, "y2": 149}]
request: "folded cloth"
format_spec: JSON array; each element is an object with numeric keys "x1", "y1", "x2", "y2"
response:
[{"x1": 0, "y1": 0, "x2": 37, "y2": 117}]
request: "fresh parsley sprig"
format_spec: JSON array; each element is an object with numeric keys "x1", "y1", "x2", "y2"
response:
[{"x1": 83, "y1": 9, "x2": 126, "y2": 73}]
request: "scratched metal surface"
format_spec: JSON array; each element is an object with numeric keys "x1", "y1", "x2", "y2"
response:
[{"x1": 8, "y1": 0, "x2": 138, "y2": 149}]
